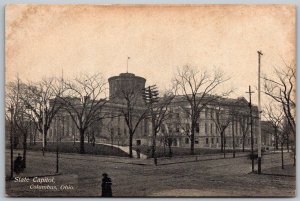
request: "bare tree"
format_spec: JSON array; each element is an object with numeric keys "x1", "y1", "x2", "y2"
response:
[
  {"x1": 229, "y1": 99, "x2": 249, "y2": 158},
  {"x1": 173, "y1": 65, "x2": 231, "y2": 154},
  {"x1": 263, "y1": 63, "x2": 296, "y2": 165},
  {"x1": 158, "y1": 100, "x2": 181, "y2": 158},
  {"x1": 263, "y1": 101, "x2": 286, "y2": 168},
  {"x1": 177, "y1": 111, "x2": 191, "y2": 144},
  {"x1": 160, "y1": 123, "x2": 175, "y2": 157},
  {"x1": 280, "y1": 118, "x2": 292, "y2": 169},
  {"x1": 148, "y1": 91, "x2": 175, "y2": 162},
  {"x1": 59, "y1": 73, "x2": 108, "y2": 154},
  {"x1": 118, "y1": 87, "x2": 148, "y2": 158},
  {"x1": 13, "y1": 106, "x2": 32, "y2": 168},
  {"x1": 103, "y1": 116, "x2": 116, "y2": 148},
  {"x1": 238, "y1": 114, "x2": 250, "y2": 152},
  {"x1": 210, "y1": 103, "x2": 232, "y2": 158},
  {"x1": 6, "y1": 78, "x2": 35, "y2": 168},
  {"x1": 263, "y1": 102, "x2": 284, "y2": 150},
  {"x1": 86, "y1": 121, "x2": 99, "y2": 146},
  {"x1": 18, "y1": 77, "x2": 64, "y2": 151}
]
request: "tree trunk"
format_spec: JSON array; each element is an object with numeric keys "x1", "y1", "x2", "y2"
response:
[
  {"x1": 22, "y1": 132, "x2": 27, "y2": 169},
  {"x1": 242, "y1": 134, "x2": 245, "y2": 152},
  {"x1": 168, "y1": 145, "x2": 172, "y2": 157},
  {"x1": 151, "y1": 116, "x2": 157, "y2": 162},
  {"x1": 43, "y1": 125, "x2": 48, "y2": 147},
  {"x1": 190, "y1": 123, "x2": 195, "y2": 155},
  {"x1": 79, "y1": 129, "x2": 85, "y2": 154},
  {"x1": 33, "y1": 128, "x2": 37, "y2": 145},
  {"x1": 163, "y1": 140, "x2": 166, "y2": 157},
  {"x1": 294, "y1": 133, "x2": 296, "y2": 166},
  {"x1": 223, "y1": 134, "x2": 226, "y2": 158},
  {"x1": 220, "y1": 132, "x2": 224, "y2": 152},
  {"x1": 281, "y1": 142, "x2": 284, "y2": 169},
  {"x1": 293, "y1": 145, "x2": 296, "y2": 167},
  {"x1": 168, "y1": 138, "x2": 172, "y2": 157},
  {"x1": 274, "y1": 127, "x2": 279, "y2": 150},
  {"x1": 111, "y1": 136, "x2": 114, "y2": 149},
  {"x1": 14, "y1": 130, "x2": 19, "y2": 148},
  {"x1": 29, "y1": 125, "x2": 33, "y2": 146},
  {"x1": 232, "y1": 121, "x2": 235, "y2": 158},
  {"x1": 129, "y1": 133, "x2": 133, "y2": 158},
  {"x1": 92, "y1": 135, "x2": 95, "y2": 147}
]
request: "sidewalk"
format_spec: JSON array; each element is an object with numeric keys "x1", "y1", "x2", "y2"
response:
[
  {"x1": 94, "y1": 142, "x2": 147, "y2": 159},
  {"x1": 58, "y1": 140, "x2": 148, "y2": 159}
]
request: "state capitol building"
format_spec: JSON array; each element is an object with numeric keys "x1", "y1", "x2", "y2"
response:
[{"x1": 47, "y1": 72, "x2": 272, "y2": 150}]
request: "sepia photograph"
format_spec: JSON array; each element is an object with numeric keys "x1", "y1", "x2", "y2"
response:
[{"x1": 4, "y1": 4, "x2": 296, "y2": 197}]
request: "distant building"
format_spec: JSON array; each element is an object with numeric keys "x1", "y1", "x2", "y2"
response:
[
  {"x1": 155, "y1": 95, "x2": 260, "y2": 149},
  {"x1": 47, "y1": 72, "x2": 261, "y2": 149}
]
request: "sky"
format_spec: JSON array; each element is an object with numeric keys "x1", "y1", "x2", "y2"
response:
[{"x1": 5, "y1": 4, "x2": 295, "y2": 105}]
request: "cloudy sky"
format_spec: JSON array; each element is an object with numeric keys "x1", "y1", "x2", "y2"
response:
[{"x1": 5, "y1": 4, "x2": 295, "y2": 104}]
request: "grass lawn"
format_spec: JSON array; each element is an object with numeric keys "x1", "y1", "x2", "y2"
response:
[
  {"x1": 10, "y1": 141, "x2": 251, "y2": 158},
  {"x1": 136, "y1": 145, "x2": 250, "y2": 158},
  {"x1": 22, "y1": 142, "x2": 129, "y2": 157}
]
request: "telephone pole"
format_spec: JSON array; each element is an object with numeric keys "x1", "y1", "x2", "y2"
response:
[
  {"x1": 246, "y1": 85, "x2": 255, "y2": 172},
  {"x1": 142, "y1": 85, "x2": 159, "y2": 166},
  {"x1": 257, "y1": 50, "x2": 263, "y2": 174}
]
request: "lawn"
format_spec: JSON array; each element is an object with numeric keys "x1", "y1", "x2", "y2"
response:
[
  {"x1": 136, "y1": 145, "x2": 250, "y2": 158},
  {"x1": 10, "y1": 141, "x2": 251, "y2": 158},
  {"x1": 21, "y1": 142, "x2": 129, "y2": 157}
]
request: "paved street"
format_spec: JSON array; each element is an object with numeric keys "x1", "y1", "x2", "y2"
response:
[{"x1": 5, "y1": 150, "x2": 295, "y2": 197}]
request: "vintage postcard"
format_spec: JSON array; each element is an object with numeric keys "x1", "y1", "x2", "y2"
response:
[{"x1": 5, "y1": 4, "x2": 296, "y2": 197}]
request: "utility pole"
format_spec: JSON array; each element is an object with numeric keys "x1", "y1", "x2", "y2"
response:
[
  {"x1": 142, "y1": 85, "x2": 159, "y2": 166},
  {"x1": 246, "y1": 85, "x2": 255, "y2": 172},
  {"x1": 257, "y1": 50, "x2": 263, "y2": 174}
]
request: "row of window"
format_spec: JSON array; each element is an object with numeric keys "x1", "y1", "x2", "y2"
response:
[{"x1": 184, "y1": 138, "x2": 258, "y2": 145}]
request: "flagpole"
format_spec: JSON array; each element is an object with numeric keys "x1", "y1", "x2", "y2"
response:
[{"x1": 127, "y1": 57, "x2": 130, "y2": 73}]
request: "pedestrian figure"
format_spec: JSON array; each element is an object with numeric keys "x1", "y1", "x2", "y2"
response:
[
  {"x1": 101, "y1": 173, "x2": 112, "y2": 197},
  {"x1": 14, "y1": 153, "x2": 23, "y2": 174}
]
